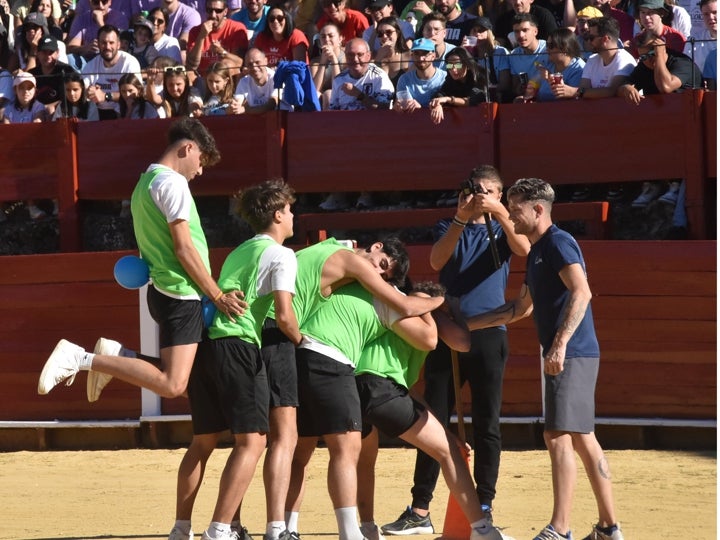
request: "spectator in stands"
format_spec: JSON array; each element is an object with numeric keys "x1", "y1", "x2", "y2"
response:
[
  {"x1": 147, "y1": 7, "x2": 183, "y2": 63},
  {"x1": 199, "y1": 59, "x2": 235, "y2": 113},
  {"x1": 118, "y1": 72, "x2": 160, "y2": 118},
  {"x1": 419, "y1": 12, "x2": 456, "y2": 66},
  {"x1": 507, "y1": 13, "x2": 547, "y2": 99},
  {"x1": 253, "y1": 5, "x2": 309, "y2": 67},
  {"x1": 433, "y1": 0, "x2": 478, "y2": 46},
  {"x1": 131, "y1": 17, "x2": 159, "y2": 68},
  {"x1": 535, "y1": 27, "x2": 585, "y2": 100},
  {"x1": 151, "y1": 64, "x2": 204, "y2": 116},
  {"x1": 231, "y1": 47, "x2": 292, "y2": 112},
  {"x1": 28, "y1": 0, "x2": 64, "y2": 40},
  {"x1": 395, "y1": 37, "x2": 446, "y2": 111},
  {"x1": 576, "y1": 16, "x2": 636, "y2": 98},
  {"x1": 664, "y1": 0, "x2": 692, "y2": 38},
  {"x1": 494, "y1": 0, "x2": 557, "y2": 48},
  {"x1": 229, "y1": 0, "x2": 269, "y2": 43},
  {"x1": 684, "y1": 0, "x2": 716, "y2": 77},
  {"x1": 372, "y1": 17, "x2": 410, "y2": 86},
  {"x1": 618, "y1": 29, "x2": 701, "y2": 103},
  {"x1": 363, "y1": 0, "x2": 413, "y2": 54},
  {"x1": 82, "y1": 24, "x2": 142, "y2": 120},
  {"x1": 310, "y1": 22, "x2": 346, "y2": 108},
  {"x1": 52, "y1": 70, "x2": 100, "y2": 120},
  {"x1": 29, "y1": 34, "x2": 76, "y2": 113},
  {"x1": 463, "y1": 17, "x2": 511, "y2": 102},
  {"x1": 573, "y1": 5, "x2": 604, "y2": 58},
  {"x1": 66, "y1": 0, "x2": 129, "y2": 67},
  {"x1": 10, "y1": 12, "x2": 68, "y2": 71},
  {"x1": 145, "y1": 54, "x2": 180, "y2": 97},
  {"x1": 428, "y1": 46, "x2": 486, "y2": 123},
  {"x1": 316, "y1": 0, "x2": 369, "y2": 46},
  {"x1": 182, "y1": 0, "x2": 242, "y2": 18},
  {"x1": 535, "y1": 0, "x2": 579, "y2": 29},
  {"x1": 164, "y1": 0, "x2": 201, "y2": 54},
  {"x1": 633, "y1": 0, "x2": 686, "y2": 55},
  {"x1": 13, "y1": 0, "x2": 62, "y2": 31},
  {"x1": 186, "y1": 0, "x2": 247, "y2": 75},
  {"x1": 328, "y1": 37, "x2": 394, "y2": 109},
  {"x1": 591, "y1": 0, "x2": 637, "y2": 44},
  {"x1": 702, "y1": 45, "x2": 716, "y2": 87}
]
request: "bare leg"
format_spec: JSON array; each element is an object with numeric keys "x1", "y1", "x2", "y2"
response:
[
  {"x1": 286, "y1": 436, "x2": 319, "y2": 513},
  {"x1": 90, "y1": 343, "x2": 197, "y2": 398},
  {"x1": 211, "y1": 432, "x2": 267, "y2": 523},
  {"x1": 265, "y1": 406, "x2": 299, "y2": 522},
  {"x1": 357, "y1": 427, "x2": 379, "y2": 523},
  {"x1": 324, "y1": 431, "x2": 362, "y2": 509},
  {"x1": 544, "y1": 430, "x2": 576, "y2": 535},
  {"x1": 573, "y1": 432, "x2": 618, "y2": 527},
  {"x1": 176, "y1": 433, "x2": 221, "y2": 520}
]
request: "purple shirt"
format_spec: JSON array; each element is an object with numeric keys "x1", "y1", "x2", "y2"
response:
[
  {"x1": 69, "y1": 8, "x2": 131, "y2": 45},
  {"x1": 73, "y1": 0, "x2": 140, "y2": 24},
  {"x1": 179, "y1": 0, "x2": 240, "y2": 16},
  {"x1": 167, "y1": 2, "x2": 201, "y2": 39}
]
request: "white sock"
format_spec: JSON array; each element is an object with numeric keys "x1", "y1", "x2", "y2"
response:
[
  {"x1": 335, "y1": 507, "x2": 363, "y2": 540},
  {"x1": 285, "y1": 511, "x2": 299, "y2": 533},
  {"x1": 206, "y1": 522, "x2": 232, "y2": 538},
  {"x1": 174, "y1": 520, "x2": 192, "y2": 535},
  {"x1": 471, "y1": 518, "x2": 491, "y2": 533},
  {"x1": 266, "y1": 521, "x2": 285, "y2": 539},
  {"x1": 79, "y1": 352, "x2": 94, "y2": 370}
]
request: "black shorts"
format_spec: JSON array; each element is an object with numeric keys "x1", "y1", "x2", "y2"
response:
[
  {"x1": 296, "y1": 348, "x2": 361, "y2": 437},
  {"x1": 188, "y1": 337, "x2": 269, "y2": 435},
  {"x1": 147, "y1": 285, "x2": 204, "y2": 349},
  {"x1": 261, "y1": 318, "x2": 299, "y2": 408},
  {"x1": 356, "y1": 373, "x2": 424, "y2": 438}
]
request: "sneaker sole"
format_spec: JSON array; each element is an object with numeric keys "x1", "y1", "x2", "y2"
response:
[
  {"x1": 86, "y1": 338, "x2": 121, "y2": 402},
  {"x1": 381, "y1": 527, "x2": 434, "y2": 536},
  {"x1": 38, "y1": 339, "x2": 77, "y2": 395}
]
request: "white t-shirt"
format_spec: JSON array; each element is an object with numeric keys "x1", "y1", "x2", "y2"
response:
[
  {"x1": 329, "y1": 63, "x2": 394, "y2": 110},
  {"x1": 581, "y1": 48, "x2": 637, "y2": 89},
  {"x1": 233, "y1": 67, "x2": 293, "y2": 111},
  {"x1": 82, "y1": 51, "x2": 142, "y2": 113},
  {"x1": 684, "y1": 28, "x2": 717, "y2": 73},
  {"x1": 154, "y1": 33, "x2": 183, "y2": 64},
  {"x1": 146, "y1": 164, "x2": 194, "y2": 223},
  {"x1": 253, "y1": 234, "x2": 298, "y2": 297}
]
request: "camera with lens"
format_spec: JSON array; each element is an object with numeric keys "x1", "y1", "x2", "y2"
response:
[{"x1": 460, "y1": 177, "x2": 487, "y2": 197}]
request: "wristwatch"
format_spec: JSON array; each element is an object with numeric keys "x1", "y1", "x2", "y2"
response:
[
  {"x1": 575, "y1": 87, "x2": 585, "y2": 100},
  {"x1": 105, "y1": 91, "x2": 113, "y2": 102}
]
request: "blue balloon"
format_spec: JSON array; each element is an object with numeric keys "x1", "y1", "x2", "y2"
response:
[
  {"x1": 201, "y1": 296, "x2": 217, "y2": 328},
  {"x1": 113, "y1": 255, "x2": 150, "y2": 289}
]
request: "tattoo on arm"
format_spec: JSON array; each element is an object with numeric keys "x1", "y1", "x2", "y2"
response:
[
  {"x1": 598, "y1": 456, "x2": 611, "y2": 479},
  {"x1": 556, "y1": 293, "x2": 588, "y2": 344}
]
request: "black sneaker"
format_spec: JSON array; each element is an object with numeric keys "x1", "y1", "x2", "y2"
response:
[
  {"x1": 381, "y1": 506, "x2": 434, "y2": 535},
  {"x1": 236, "y1": 526, "x2": 253, "y2": 540}
]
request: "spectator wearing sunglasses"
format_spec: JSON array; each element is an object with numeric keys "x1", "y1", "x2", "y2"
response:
[
  {"x1": 147, "y1": 6, "x2": 183, "y2": 63},
  {"x1": 316, "y1": 0, "x2": 369, "y2": 46},
  {"x1": 66, "y1": 0, "x2": 129, "y2": 64},
  {"x1": 428, "y1": 46, "x2": 486, "y2": 124},
  {"x1": 187, "y1": 0, "x2": 248, "y2": 74},
  {"x1": 229, "y1": 0, "x2": 269, "y2": 44},
  {"x1": 164, "y1": 0, "x2": 201, "y2": 54},
  {"x1": 254, "y1": 5, "x2": 308, "y2": 67}
]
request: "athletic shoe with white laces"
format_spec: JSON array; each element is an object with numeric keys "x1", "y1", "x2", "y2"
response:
[
  {"x1": 381, "y1": 507, "x2": 434, "y2": 535},
  {"x1": 168, "y1": 526, "x2": 194, "y2": 540},
  {"x1": 581, "y1": 523, "x2": 624, "y2": 540},
  {"x1": 87, "y1": 337, "x2": 121, "y2": 402},
  {"x1": 233, "y1": 525, "x2": 253, "y2": 540},
  {"x1": 278, "y1": 531, "x2": 300, "y2": 540},
  {"x1": 533, "y1": 524, "x2": 573, "y2": 540},
  {"x1": 360, "y1": 523, "x2": 385, "y2": 540},
  {"x1": 38, "y1": 339, "x2": 86, "y2": 394},
  {"x1": 470, "y1": 521, "x2": 504, "y2": 540}
]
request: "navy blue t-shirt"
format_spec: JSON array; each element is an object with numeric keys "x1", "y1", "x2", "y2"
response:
[
  {"x1": 525, "y1": 224, "x2": 600, "y2": 358},
  {"x1": 433, "y1": 218, "x2": 512, "y2": 321}
]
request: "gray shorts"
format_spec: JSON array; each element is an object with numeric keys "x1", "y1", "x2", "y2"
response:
[{"x1": 544, "y1": 356, "x2": 599, "y2": 433}]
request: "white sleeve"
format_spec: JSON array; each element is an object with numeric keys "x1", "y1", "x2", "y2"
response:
[
  {"x1": 149, "y1": 169, "x2": 194, "y2": 222},
  {"x1": 373, "y1": 289, "x2": 404, "y2": 328},
  {"x1": 257, "y1": 243, "x2": 298, "y2": 296}
]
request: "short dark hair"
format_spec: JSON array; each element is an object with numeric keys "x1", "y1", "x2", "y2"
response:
[
  {"x1": 469, "y1": 164, "x2": 503, "y2": 191},
  {"x1": 97, "y1": 24, "x2": 120, "y2": 40},
  {"x1": 375, "y1": 236, "x2": 409, "y2": 287},
  {"x1": 547, "y1": 27, "x2": 581, "y2": 58},
  {"x1": 420, "y1": 11, "x2": 447, "y2": 31},
  {"x1": 411, "y1": 280, "x2": 446, "y2": 297},
  {"x1": 236, "y1": 177, "x2": 296, "y2": 232},
  {"x1": 507, "y1": 177, "x2": 556, "y2": 204},
  {"x1": 167, "y1": 118, "x2": 221, "y2": 166},
  {"x1": 587, "y1": 16, "x2": 620, "y2": 41},
  {"x1": 512, "y1": 12, "x2": 537, "y2": 28}
]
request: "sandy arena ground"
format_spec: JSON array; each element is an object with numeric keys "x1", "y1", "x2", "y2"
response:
[{"x1": 1, "y1": 447, "x2": 715, "y2": 540}]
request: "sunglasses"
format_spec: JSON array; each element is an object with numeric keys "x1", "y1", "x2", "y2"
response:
[
  {"x1": 206, "y1": 6, "x2": 225, "y2": 13},
  {"x1": 445, "y1": 61, "x2": 463, "y2": 69},
  {"x1": 164, "y1": 65, "x2": 186, "y2": 73},
  {"x1": 377, "y1": 29, "x2": 395, "y2": 37},
  {"x1": 148, "y1": 16, "x2": 165, "y2": 24},
  {"x1": 268, "y1": 14, "x2": 285, "y2": 22},
  {"x1": 90, "y1": 0, "x2": 109, "y2": 5}
]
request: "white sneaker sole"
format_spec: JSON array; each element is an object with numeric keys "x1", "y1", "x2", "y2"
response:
[
  {"x1": 86, "y1": 337, "x2": 121, "y2": 402},
  {"x1": 382, "y1": 527, "x2": 433, "y2": 536},
  {"x1": 38, "y1": 339, "x2": 81, "y2": 395}
]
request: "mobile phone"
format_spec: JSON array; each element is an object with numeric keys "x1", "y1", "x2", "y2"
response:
[{"x1": 519, "y1": 72, "x2": 529, "y2": 85}]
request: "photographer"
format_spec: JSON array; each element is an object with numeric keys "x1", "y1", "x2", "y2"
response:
[{"x1": 383, "y1": 165, "x2": 530, "y2": 535}]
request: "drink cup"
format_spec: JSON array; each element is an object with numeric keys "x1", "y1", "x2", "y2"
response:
[
  {"x1": 552, "y1": 72, "x2": 563, "y2": 85},
  {"x1": 395, "y1": 89, "x2": 412, "y2": 108},
  {"x1": 464, "y1": 35, "x2": 478, "y2": 52}
]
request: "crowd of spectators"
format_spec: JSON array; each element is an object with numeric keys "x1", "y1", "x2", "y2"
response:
[{"x1": 0, "y1": 0, "x2": 715, "y2": 219}]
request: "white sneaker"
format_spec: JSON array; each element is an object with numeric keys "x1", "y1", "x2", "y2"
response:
[
  {"x1": 202, "y1": 531, "x2": 240, "y2": 540},
  {"x1": 38, "y1": 339, "x2": 86, "y2": 394},
  {"x1": 360, "y1": 523, "x2": 385, "y2": 540},
  {"x1": 470, "y1": 523, "x2": 504, "y2": 540},
  {"x1": 87, "y1": 337, "x2": 122, "y2": 402},
  {"x1": 169, "y1": 526, "x2": 194, "y2": 540}
]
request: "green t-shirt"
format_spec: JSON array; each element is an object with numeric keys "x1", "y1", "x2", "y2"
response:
[
  {"x1": 356, "y1": 332, "x2": 428, "y2": 389},
  {"x1": 130, "y1": 165, "x2": 210, "y2": 298},
  {"x1": 208, "y1": 236, "x2": 277, "y2": 346}
]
